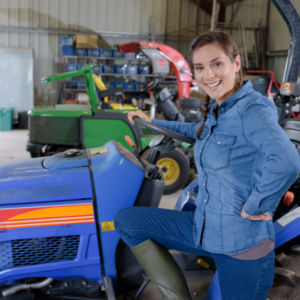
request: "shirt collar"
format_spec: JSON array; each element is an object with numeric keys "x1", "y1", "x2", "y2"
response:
[{"x1": 210, "y1": 80, "x2": 252, "y2": 114}]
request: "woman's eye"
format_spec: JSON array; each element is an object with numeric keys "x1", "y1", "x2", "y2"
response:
[
  {"x1": 213, "y1": 62, "x2": 222, "y2": 68},
  {"x1": 194, "y1": 65, "x2": 203, "y2": 71}
]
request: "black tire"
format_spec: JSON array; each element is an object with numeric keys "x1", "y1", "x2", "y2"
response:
[{"x1": 142, "y1": 147, "x2": 190, "y2": 194}]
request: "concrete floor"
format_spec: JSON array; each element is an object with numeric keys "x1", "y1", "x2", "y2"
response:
[{"x1": 0, "y1": 129, "x2": 213, "y2": 299}]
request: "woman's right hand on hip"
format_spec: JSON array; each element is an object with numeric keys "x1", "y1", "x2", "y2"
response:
[{"x1": 128, "y1": 110, "x2": 152, "y2": 124}]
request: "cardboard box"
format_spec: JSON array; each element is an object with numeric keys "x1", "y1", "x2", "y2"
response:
[{"x1": 75, "y1": 34, "x2": 99, "y2": 48}]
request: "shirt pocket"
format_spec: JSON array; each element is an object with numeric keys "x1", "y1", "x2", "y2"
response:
[{"x1": 203, "y1": 134, "x2": 237, "y2": 170}]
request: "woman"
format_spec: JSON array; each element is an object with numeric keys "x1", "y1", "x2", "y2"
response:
[{"x1": 114, "y1": 31, "x2": 300, "y2": 300}]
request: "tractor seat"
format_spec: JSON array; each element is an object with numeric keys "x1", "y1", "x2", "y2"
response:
[{"x1": 180, "y1": 97, "x2": 204, "y2": 109}]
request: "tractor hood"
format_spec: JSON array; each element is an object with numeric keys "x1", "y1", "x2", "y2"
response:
[{"x1": 0, "y1": 152, "x2": 92, "y2": 206}]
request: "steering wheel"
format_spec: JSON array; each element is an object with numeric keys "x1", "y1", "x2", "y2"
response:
[{"x1": 134, "y1": 117, "x2": 195, "y2": 144}]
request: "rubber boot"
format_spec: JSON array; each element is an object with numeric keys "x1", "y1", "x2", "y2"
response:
[{"x1": 131, "y1": 239, "x2": 192, "y2": 300}]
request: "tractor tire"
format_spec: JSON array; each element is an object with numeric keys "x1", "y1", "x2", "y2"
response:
[{"x1": 142, "y1": 147, "x2": 190, "y2": 194}]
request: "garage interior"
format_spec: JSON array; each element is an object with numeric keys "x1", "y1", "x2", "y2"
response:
[{"x1": 0, "y1": 0, "x2": 299, "y2": 299}]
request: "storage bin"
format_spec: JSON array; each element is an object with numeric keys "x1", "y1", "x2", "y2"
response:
[
  {"x1": 65, "y1": 64, "x2": 77, "y2": 72},
  {"x1": 87, "y1": 48, "x2": 100, "y2": 57},
  {"x1": 61, "y1": 45, "x2": 75, "y2": 56},
  {"x1": 138, "y1": 65, "x2": 150, "y2": 74},
  {"x1": 112, "y1": 49, "x2": 124, "y2": 58},
  {"x1": 124, "y1": 82, "x2": 135, "y2": 91},
  {"x1": 60, "y1": 36, "x2": 73, "y2": 46},
  {"x1": 126, "y1": 65, "x2": 138, "y2": 74},
  {"x1": 124, "y1": 52, "x2": 137, "y2": 58},
  {"x1": 114, "y1": 64, "x2": 127, "y2": 74},
  {"x1": 100, "y1": 49, "x2": 112, "y2": 57},
  {"x1": 77, "y1": 81, "x2": 86, "y2": 89},
  {"x1": 0, "y1": 108, "x2": 13, "y2": 131},
  {"x1": 104, "y1": 82, "x2": 113, "y2": 89},
  {"x1": 75, "y1": 48, "x2": 86, "y2": 56},
  {"x1": 113, "y1": 81, "x2": 125, "y2": 89},
  {"x1": 93, "y1": 64, "x2": 103, "y2": 74},
  {"x1": 135, "y1": 82, "x2": 146, "y2": 91},
  {"x1": 103, "y1": 65, "x2": 114, "y2": 73},
  {"x1": 77, "y1": 64, "x2": 83, "y2": 70}
]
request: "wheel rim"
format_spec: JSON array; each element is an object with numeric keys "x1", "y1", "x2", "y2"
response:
[{"x1": 157, "y1": 157, "x2": 180, "y2": 186}]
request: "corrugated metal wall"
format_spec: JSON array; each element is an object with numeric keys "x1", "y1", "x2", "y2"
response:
[
  {"x1": 0, "y1": 0, "x2": 299, "y2": 105},
  {"x1": 0, "y1": 0, "x2": 169, "y2": 105}
]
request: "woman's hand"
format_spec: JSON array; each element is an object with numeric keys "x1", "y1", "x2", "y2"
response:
[
  {"x1": 128, "y1": 110, "x2": 152, "y2": 124},
  {"x1": 241, "y1": 205, "x2": 272, "y2": 221}
]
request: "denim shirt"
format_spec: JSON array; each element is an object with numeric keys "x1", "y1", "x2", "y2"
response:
[{"x1": 153, "y1": 81, "x2": 300, "y2": 254}]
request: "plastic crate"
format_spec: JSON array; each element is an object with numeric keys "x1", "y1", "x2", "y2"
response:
[
  {"x1": 77, "y1": 81, "x2": 86, "y2": 89},
  {"x1": 138, "y1": 65, "x2": 150, "y2": 74},
  {"x1": 75, "y1": 48, "x2": 86, "y2": 56},
  {"x1": 112, "y1": 49, "x2": 124, "y2": 58},
  {"x1": 124, "y1": 82, "x2": 135, "y2": 91},
  {"x1": 126, "y1": 65, "x2": 138, "y2": 74},
  {"x1": 61, "y1": 45, "x2": 75, "y2": 56},
  {"x1": 93, "y1": 64, "x2": 103, "y2": 74},
  {"x1": 77, "y1": 64, "x2": 83, "y2": 70},
  {"x1": 65, "y1": 64, "x2": 77, "y2": 72},
  {"x1": 104, "y1": 82, "x2": 113, "y2": 89},
  {"x1": 135, "y1": 82, "x2": 146, "y2": 91},
  {"x1": 103, "y1": 65, "x2": 114, "y2": 73},
  {"x1": 124, "y1": 52, "x2": 137, "y2": 58},
  {"x1": 113, "y1": 81, "x2": 125, "y2": 89},
  {"x1": 100, "y1": 49, "x2": 112, "y2": 57},
  {"x1": 0, "y1": 108, "x2": 13, "y2": 131},
  {"x1": 60, "y1": 36, "x2": 73, "y2": 46},
  {"x1": 114, "y1": 65, "x2": 127, "y2": 74},
  {"x1": 87, "y1": 48, "x2": 100, "y2": 57}
]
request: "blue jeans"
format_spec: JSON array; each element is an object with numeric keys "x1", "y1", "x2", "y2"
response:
[{"x1": 114, "y1": 207, "x2": 275, "y2": 300}]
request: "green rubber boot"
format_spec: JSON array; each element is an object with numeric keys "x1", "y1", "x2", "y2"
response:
[{"x1": 131, "y1": 239, "x2": 192, "y2": 300}]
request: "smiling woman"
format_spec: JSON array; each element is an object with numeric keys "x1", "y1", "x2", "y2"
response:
[{"x1": 114, "y1": 31, "x2": 300, "y2": 300}]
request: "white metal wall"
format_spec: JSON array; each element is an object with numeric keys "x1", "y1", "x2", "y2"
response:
[{"x1": 0, "y1": 0, "x2": 168, "y2": 105}]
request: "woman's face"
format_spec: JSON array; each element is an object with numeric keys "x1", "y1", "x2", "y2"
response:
[{"x1": 192, "y1": 42, "x2": 241, "y2": 105}]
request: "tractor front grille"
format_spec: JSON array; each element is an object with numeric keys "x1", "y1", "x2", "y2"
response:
[{"x1": 0, "y1": 235, "x2": 80, "y2": 271}]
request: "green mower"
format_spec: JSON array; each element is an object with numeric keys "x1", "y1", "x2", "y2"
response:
[{"x1": 27, "y1": 65, "x2": 192, "y2": 194}]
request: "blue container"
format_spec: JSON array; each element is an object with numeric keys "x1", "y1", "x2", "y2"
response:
[
  {"x1": 114, "y1": 64, "x2": 126, "y2": 74},
  {"x1": 135, "y1": 82, "x2": 146, "y2": 91},
  {"x1": 0, "y1": 108, "x2": 13, "y2": 131},
  {"x1": 77, "y1": 64, "x2": 83, "y2": 70},
  {"x1": 103, "y1": 65, "x2": 114, "y2": 73},
  {"x1": 60, "y1": 36, "x2": 73, "y2": 46},
  {"x1": 75, "y1": 48, "x2": 86, "y2": 56},
  {"x1": 138, "y1": 65, "x2": 150, "y2": 74},
  {"x1": 104, "y1": 82, "x2": 113, "y2": 89},
  {"x1": 100, "y1": 49, "x2": 112, "y2": 57},
  {"x1": 77, "y1": 81, "x2": 86, "y2": 89},
  {"x1": 61, "y1": 45, "x2": 75, "y2": 56},
  {"x1": 112, "y1": 49, "x2": 124, "y2": 58},
  {"x1": 87, "y1": 48, "x2": 100, "y2": 57},
  {"x1": 113, "y1": 81, "x2": 125, "y2": 89},
  {"x1": 65, "y1": 64, "x2": 77, "y2": 72},
  {"x1": 93, "y1": 64, "x2": 103, "y2": 74},
  {"x1": 124, "y1": 52, "x2": 137, "y2": 58},
  {"x1": 124, "y1": 82, "x2": 135, "y2": 91},
  {"x1": 126, "y1": 65, "x2": 138, "y2": 74}
]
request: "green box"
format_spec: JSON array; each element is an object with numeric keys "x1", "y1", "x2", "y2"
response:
[{"x1": 0, "y1": 108, "x2": 13, "y2": 130}]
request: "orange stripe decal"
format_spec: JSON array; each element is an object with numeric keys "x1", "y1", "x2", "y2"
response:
[{"x1": 0, "y1": 203, "x2": 95, "y2": 230}]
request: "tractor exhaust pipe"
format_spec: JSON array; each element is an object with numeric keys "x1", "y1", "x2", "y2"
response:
[{"x1": 1, "y1": 277, "x2": 54, "y2": 297}]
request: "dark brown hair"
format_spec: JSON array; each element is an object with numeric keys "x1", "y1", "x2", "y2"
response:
[{"x1": 189, "y1": 31, "x2": 243, "y2": 139}]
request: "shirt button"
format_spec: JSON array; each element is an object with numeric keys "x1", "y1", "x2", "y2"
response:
[
  {"x1": 217, "y1": 141, "x2": 221, "y2": 144},
  {"x1": 204, "y1": 199, "x2": 207, "y2": 203},
  {"x1": 202, "y1": 183, "x2": 205, "y2": 186}
]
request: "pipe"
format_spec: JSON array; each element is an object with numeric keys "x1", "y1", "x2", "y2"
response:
[{"x1": 2, "y1": 278, "x2": 54, "y2": 297}]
